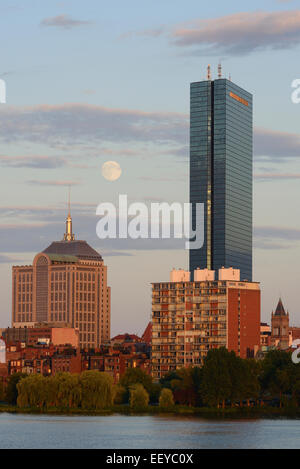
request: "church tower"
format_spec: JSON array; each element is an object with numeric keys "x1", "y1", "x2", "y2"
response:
[{"x1": 271, "y1": 298, "x2": 289, "y2": 349}]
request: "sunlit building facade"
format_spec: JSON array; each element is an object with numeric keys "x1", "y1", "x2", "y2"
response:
[
  {"x1": 189, "y1": 69, "x2": 253, "y2": 281},
  {"x1": 12, "y1": 209, "x2": 111, "y2": 349},
  {"x1": 151, "y1": 268, "x2": 260, "y2": 380}
]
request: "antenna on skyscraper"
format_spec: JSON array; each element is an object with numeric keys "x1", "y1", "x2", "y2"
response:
[
  {"x1": 207, "y1": 64, "x2": 211, "y2": 81},
  {"x1": 218, "y1": 63, "x2": 222, "y2": 78},
  {"x1": 68, "y1": 185, "x2": 71, "y2": 216},
  {"x1": 229, "y1": 73, "x2": 232, "y2": 81}
]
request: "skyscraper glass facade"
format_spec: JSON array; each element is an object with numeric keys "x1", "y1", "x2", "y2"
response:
[{"x1": 189, "y1": 78, "x2": 253, "y2": 281}]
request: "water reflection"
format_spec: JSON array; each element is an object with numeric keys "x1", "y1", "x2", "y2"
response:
[{"x1": 0, "y1": 414, "x2": 299, "y2": 449}]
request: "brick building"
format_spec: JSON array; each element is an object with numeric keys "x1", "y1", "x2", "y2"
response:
[
  {"x1": 11, "y1": 208, "x2": 111, "y2": 349},
  {"x1": 2, "y1": 326, "x2": 150, "y2": 382},
  {"x1": 87, "y1": 348, "x2": 150, "y2": 383},
  {"x1": 151, "y1": 268, "x2": 260, "y2": 380},
  {"x1": 260, "y1": 322, "x2": 271, "y2": 347},
  {"x1": 2, "y1": 324, "x2": 79, "y2": 348}
]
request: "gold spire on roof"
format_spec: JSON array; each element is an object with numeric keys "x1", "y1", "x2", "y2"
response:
[{"x1": 63, "y1": 187, "x2": 75, "y2": 242}]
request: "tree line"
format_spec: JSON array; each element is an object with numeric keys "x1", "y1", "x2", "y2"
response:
[
  {"x1": 2, "y1": 348, "x2": 300, "y2": 410},
  {"x1": 160, "y1": 348, "x2": 300, "y2": 408}
]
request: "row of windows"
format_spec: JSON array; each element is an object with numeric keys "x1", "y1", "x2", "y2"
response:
[
  {"x1": 76, "y1": 312, "x2": 96, "y2": 322},
  {"x1": 17, "y1": 304, "x2": 32, "y2": 313},
  {"x1": 17, "y1": 314, "x2": 33, "y2": 322},
  {"x1": 76, "y1": 283, "x2": 96, "y2": 292},
  {"x1": 17, "y1": 273, "x2": 33, "y2": 282},
  {"x1": 77, "y1": 323, "x2": 95, "y2": 332},
  {"x1": 18, "y1": 284, "x2": 32, "y2": 293},
  {"x1": 18, "y1": 294, "x2": 32, "y2": 302}
]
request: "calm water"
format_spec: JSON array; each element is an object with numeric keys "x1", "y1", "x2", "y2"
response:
[{"x1": 0, "y1": 413, "x2": 299, "y2": 449}]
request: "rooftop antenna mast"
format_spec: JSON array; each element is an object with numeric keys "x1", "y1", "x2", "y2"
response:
[
  {"x1": 63, "y1": 185, "x2": 75, "y2": 242},
  {"x1": 207, "y1": 64, "x2": 211, "y2": 81},
  {"x1": 218, "y1": 62, "x2": 222, "y2": 78}
]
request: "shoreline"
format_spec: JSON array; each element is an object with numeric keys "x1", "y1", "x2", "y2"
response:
[{"x1": 1, "y1": 404, "x2": 300, "y2": 419}]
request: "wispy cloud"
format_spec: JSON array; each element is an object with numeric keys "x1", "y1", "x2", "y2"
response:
[
  {"x1": 0, "y1": 155, "x2": 66, "y2": 169},
  {"x1": 40, "y1": 14, "x2": 92, "y2": 30},
  {"x1": 0, "y1": 104, "x2": 298, "y2": 164},
  {"x1": 131, "y1": 10, "x2": 300, "y2": 56},
  {"x1": 255, "y1": 225, "x2": 300, "y2": 240},
  {"x1": 100, "y1": 251, "x2": 134, "y2": 257},
  {"x1": 254, "y1": 225, "x2": 300, "y2": 250},
  {"x1": 254, "y1": 128, "x2": 300, "y2": 161},
  {"x1": 27, "y1": 180, "x2": 80, "y2": 187},
  {"x1": 0, "y1": 104, "x2": 188, "y2": 147},
  {"x1": 255, "y1": 173, "x2": 300, "y2": 180},
  {"x1": 0, "y1": 254, "x2": 23, "y2": 264}
]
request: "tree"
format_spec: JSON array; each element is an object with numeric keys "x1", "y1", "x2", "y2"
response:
[
  {"x1": 0, "y1": 380, "x2": 5, "y2": 402},
  {"x1": 120, "y1": 368, "x2": 153, "y2": 402},
  {"x1": 5, "y1": 372, "x2": 27, "y2": 405},
  {"x1": 54, "y1": 373, "x2": 81, "y2": 408},
  {"x1": 80, "y1": 371, "x2": 114, "y2": 410},
  {"x1": 242, "y1": 359, "x2": 261, "y2": 406},
  {"x1": 113, "y1": 384, "x2": 126, "y2": 405},
  {"x1": 171, "y1": 368, "x2": 197, "y2": 406},
  {"x1": 17, "y1": 374, "x2": 47, "y2": 408},
  {"x1": 159, "y1": 388, "x2": 174, "y2": 409},
  {"x1": 129, "y1": 384, "x2": 149, "y2": 411},
  {"x1": 160, "y1": 371, "x2": 179, "y2": 389},
  {"x1": 260, "y1": 350, "x2": 293, "y2": 406},
  {"x1": 201, "y1": 348, "x2": 233, "y2": 408}
]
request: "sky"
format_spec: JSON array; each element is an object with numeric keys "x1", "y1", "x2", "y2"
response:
[{"x1": 0, "y1": 0, "x2": 300, "y2": 335}]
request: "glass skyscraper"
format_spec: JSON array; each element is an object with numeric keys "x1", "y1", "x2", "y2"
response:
[{"x1": 189, "y1": 75, "x2": 253, "y2": 281}]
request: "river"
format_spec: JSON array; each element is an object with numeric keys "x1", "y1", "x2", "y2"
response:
[{"x1": 0, "y1": 413, "x2": 299, "y2": 449}]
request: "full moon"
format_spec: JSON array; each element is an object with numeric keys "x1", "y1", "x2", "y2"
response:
[{"x1": 101, "y1": 161, "x2": 122, "y2": 181}]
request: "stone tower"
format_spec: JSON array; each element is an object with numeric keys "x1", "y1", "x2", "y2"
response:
[{"x1": 271, "y1": 298, "x2": 289, "y2": 349}]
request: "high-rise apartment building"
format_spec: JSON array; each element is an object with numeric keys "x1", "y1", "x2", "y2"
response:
[
  {"x1": 151, "y1": 268, "x2": 260, "y2": 380},
  {"x1": 189, "y1": 67, "x2": 253, "y2": 281},
  {"x1": 12, "y1": 209, "x2": 111, "y2": 349}
]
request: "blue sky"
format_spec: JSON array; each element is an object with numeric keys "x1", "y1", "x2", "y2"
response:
[{"x1": 0, "y1": 0, "x2": 300, "y2": 334}]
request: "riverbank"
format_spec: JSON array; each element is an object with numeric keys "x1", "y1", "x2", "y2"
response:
[{"x1": 1, "y1": 404, "x2": 300, "y2": 419}]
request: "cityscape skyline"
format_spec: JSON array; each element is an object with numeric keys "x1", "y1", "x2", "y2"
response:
[{"x1": 0, "y1": 0, "x2": 300, "y2": 336}]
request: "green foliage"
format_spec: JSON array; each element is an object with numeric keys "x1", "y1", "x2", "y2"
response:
[
  {"x1": 0, "y1": 381, "x2": 5, "y2": 401},
  {"x1": 159, "y1": 388, "x2": 174, "y2": 409},
  {"x1": 113, "y1": 384, "x2": 127, "y2": 405},
  {"x1": 199, "y1": 348, "x2": 261, "y2": 408},
  {"x1": 80, "y1": 371, "x2": 114, "y2": 410},
  {"x1": 201, "y1": 348, "x2": 232, "y2": 407},
  {"x1": 160, "y1": 371, "x2": 179, "y2": 389},
  {"x1": 54, "y1": 373, "x2": 81, "y2": 408},
  {"x1": 260, "y1": 349, "x2": 297, "y2": 406},
  {"x1": 159, "y1": 366, "x2": 203, "y2": 406},
  {"x1": 6, "y1": 372, "x2": 27, "y2": 405},
  {"x1": 148, "y1": 382, "x2": 161, "y2": 404},
  {"x1": 16, "y1": 371, "x2": 114, "y2": 410},
  {"x1": 11, "y1": 348, "x2": 300, "y2": 411},
  {"x1": 129, "y1": 384, "x2": 149, "y2": 411},
  {"x1": 17, "y1": 374, "x2": 47, "y2": 408},
  {"x1": 120, "y1": 367, "x2": 153, "y2": 403},
  {"x1": 120, "y1": 368, "x2": 152, "y2": 392}
]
